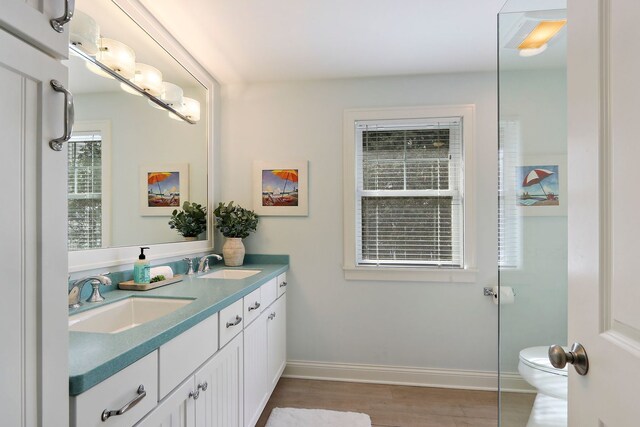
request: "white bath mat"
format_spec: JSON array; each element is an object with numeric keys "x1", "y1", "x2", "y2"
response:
[{"x1": 265, "y1": 407, "x2": 372, "y2": 427}]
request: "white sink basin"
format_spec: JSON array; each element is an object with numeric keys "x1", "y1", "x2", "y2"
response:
[
  {"x1": 198, "y1": 269, "x2": 261, "y2": 280},
  {"x1": 69, "y1": 297, "x2": 194, "y2": 334}
]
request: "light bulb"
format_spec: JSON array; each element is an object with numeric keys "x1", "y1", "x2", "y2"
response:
[
  {"x1": 148, "y1": 82, "x2": 183, "y2": 109},
  {"x1": 70, "y1": 10, "x2": 100, "y2": 55},
  {"x1": 169, "y1": 97, "x2": 200, "y2": 122},
  {"x1": 121, "y1": 63, "x2": 163, "y2": 96},
  {"x1": 88, "y1": 38, "x2": 136, "y2": 79}
]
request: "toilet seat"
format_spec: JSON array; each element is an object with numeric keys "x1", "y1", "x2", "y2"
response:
[{"x1": 519, "y1": 346, "x2": 568, "y2": 377}]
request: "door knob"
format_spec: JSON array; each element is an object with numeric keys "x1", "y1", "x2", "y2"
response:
[{"x1": 548, "y1": 343, "x2": 589, "y2": 375}]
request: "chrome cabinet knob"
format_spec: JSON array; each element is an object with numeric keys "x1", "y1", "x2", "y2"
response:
[{"x1": 549, "y1": 343, "x2": 589, "y2": 376}]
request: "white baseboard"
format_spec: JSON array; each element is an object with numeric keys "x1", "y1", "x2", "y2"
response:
[{"x1": 283, "y1": 360, "x2": 534, "y2": 393}]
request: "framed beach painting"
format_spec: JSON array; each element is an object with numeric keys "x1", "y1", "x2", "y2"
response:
[
  {"x1": 516, "y1": 155, "x2": 566, "y2": 216},
  {"x1": 253, "y1": 161, "x2": 308, "y2": 216},
  {"x1": 139, "y1": 163, "x2": 189, "y2": 215}
]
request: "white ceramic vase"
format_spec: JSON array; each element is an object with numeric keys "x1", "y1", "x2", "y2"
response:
[{"x1": 222, "y1": 237, "x2": 245, "y2": 266}]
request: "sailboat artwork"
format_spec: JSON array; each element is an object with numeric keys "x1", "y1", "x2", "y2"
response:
[
  {"x1": 261, "y1": 169, "x2": 299, "y2": 207},
  {"x1": 517, "y1": 165, "x2": 560, "y2": 207}
]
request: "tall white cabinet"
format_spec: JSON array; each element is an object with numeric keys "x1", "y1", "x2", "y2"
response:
[{"x1": 0, "y1": 19, "x2": 69, "y2": 427}]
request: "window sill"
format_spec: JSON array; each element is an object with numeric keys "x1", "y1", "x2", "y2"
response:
[{"x1": 343, "y1": 265, "x2": 478, "y2": 283}]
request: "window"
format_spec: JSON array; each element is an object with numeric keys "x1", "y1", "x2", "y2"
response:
[
  {"x1": 498, "y1": 119, "x2": 522, "y2": 269},
  {"x1": 343, "y1": 106, "x2": 476, "y2": 282},
  {"x1": 67, "y1": 121, "x2": 111, "y2": 251}
]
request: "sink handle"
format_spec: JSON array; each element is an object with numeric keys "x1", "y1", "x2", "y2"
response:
[
  {"x1": 101, "y1": 384, "x2": 146, "y2": 421},
  {"x1": 226, "y1": 315, "x2": 242, "y2": 328}
]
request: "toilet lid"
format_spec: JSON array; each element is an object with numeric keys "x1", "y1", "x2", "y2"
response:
[{"x1": 519, "y1": 346, "x2": 568, "y2": 376}]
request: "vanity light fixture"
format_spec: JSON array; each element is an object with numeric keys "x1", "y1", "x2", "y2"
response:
[
  {"x1": 518, "y1": 20, "x2": 566, "y2": 57},
  {"x1": 87, "y1": 37, "x2": 136, "y2": 79},
  {"x1": 70, "y1": 10, "x2": 100, "y2": 55},
  {"x1": 169, "y1": 97, "x2": 201, "y2": 122},
  {"x1": 120, "y1": 63, "x2": 163, "y2": 96}
]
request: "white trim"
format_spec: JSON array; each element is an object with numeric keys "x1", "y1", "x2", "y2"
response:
[
  {"x1": 343, "y1": 105, "x2": 477, "y2": 282},
  {"x1": 69, "y1": 0, "x2": 218, "y2": 272},
  {"x1": 283, "y1": 360, "x2": 534, "y2": 393}
]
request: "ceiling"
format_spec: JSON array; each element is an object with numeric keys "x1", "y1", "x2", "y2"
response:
[{"x1": 138, "y1": 0, "x2": 502, "y2": 84}]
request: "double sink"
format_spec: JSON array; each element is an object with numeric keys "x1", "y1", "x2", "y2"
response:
[{"x1": 68, "y1": 269, "x2": 261, "y2": 334}]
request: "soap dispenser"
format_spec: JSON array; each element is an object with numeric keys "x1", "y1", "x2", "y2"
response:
[{"x1": 134, "y1": 247, "x2": 151, "y2": 284}]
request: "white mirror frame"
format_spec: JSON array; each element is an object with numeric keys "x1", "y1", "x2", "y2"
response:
[{"x1": 68, "y1": 0, "x2": 217, "y2": 272}]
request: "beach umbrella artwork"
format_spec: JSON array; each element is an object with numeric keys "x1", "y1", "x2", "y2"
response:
[
  {"x1": 148, "y1": 171, "x2": 172, "y2": 195},
  {"x1": 522, "y1": 168, "x2": 554, "y2": 196},
  {"x1": 271, "y1": 169, "x2": 298, "y2": 194}
]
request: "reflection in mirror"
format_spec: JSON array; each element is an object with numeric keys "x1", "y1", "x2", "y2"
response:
[{"x1": 66, "y1": 0, "x2": 208, "y2": 251}]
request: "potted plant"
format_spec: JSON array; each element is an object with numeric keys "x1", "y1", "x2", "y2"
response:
[
  {"x1": 168, "y1": 201, "x2": 207, "y2": 240},
  {"x1": 213, "y1": 201, "x2": 259, "y2": 266}
]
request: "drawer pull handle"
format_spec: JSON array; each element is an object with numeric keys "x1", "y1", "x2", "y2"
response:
[
  {"x1": 189, "y1": 389, "x2": 200, "y2": 400},
  {"x1": 49, "y1": 80, "x2": 75, "y2": 151},
  {"x1": 226, "y1": 315, "x2": 242, "y2": 328},
  {"x1": 279, "y1": 281, "x2": 287, "y2": 288},
  {"x1": 268, "y1": 312, "x2": 276, "y2": 320},
  {"x1": 101, "y1": 384, "x2": 146, "y2": 421},
  {"x1": 248, "y1": 302, "x2": 261, "y2": 311},
  {"x1": 50, "y1": 0, "x2": 75, "y2": 32},
  {"x1": 198, "y1": 381, "x2": 208, "y2": 392}
]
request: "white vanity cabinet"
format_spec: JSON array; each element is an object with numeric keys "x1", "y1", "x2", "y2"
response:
[
  {"x1": 244, "y1": 274, "x2": 288, "y2": 427},
  {"x1": 0, "y1": 0, "x2": 70, "y2": 57},
  {"x1": 1, "y1": 25, "x2": 69, "y2": 426},
  {"x1": 136, "y1": 333, "x2": 244, "y2": 427}
]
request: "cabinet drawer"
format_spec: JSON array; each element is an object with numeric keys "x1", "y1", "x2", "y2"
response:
[
  {"x1": 277, "y1": 272, "x2": 288, "y2": 298},
  {"x1": 261, "y1": 278, "x2": 277, "y2": 307},
  {"x1": 70, "y1": 351, "x2": 158, "y2": 427},
  {"x1": 219, "y1": 299, "x2": 244, "y2": 347},
  {"x1": 244, "y1": 286, "x2": 262, "y2": 326},
  {"x1": 159, "y1": 313, "x2": 218, "y2": 399}
]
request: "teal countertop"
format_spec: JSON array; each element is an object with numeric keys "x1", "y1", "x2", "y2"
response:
[{"x1": 68, "y1": 259, "x2": 288, "y2": 396}]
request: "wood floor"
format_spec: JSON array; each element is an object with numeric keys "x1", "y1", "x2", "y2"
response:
[{"x1": 255, "y1": 378, "x2": 535, "y2": 427}]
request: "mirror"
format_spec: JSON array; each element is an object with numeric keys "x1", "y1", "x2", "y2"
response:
[{"x1": 66, "y1": 0, "x2": 209, "y2": 253}]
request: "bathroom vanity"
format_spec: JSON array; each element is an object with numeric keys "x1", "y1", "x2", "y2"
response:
[{"x1": 69, "y1": 264, "x2": 288, "y2": 427}]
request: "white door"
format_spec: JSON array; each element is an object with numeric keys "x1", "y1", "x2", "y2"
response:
[
  {"x1": 244, "y1": 311, "x2": 268, "y2": 427},
  {"x1": 267, "y1": 295, "x2": 287, "y2": 392},
  {"x1": 568, "y1": 0, "x2": 640, "y2": 424},
  {"x1": 195, "y1": 333, "x2": 244, "y2": 427},
  {"x1": 0, "y1": 0, "x2": 69, "y2": 58},
  {"x1": 0, "y1": 28, "x2": 69, "y2": 426},
  {"x1": 135, "y1": 377, "x2": 196, "y2": 427}
]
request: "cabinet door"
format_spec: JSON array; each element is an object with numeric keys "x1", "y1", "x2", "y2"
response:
[
  {"x1": 135, "y1": 377, "x2": 196, "y2": 427},
  {"x1": 195, "y1": 333, "x2": 244, "y2": 427},
  {"x1": 0, "y1": 28, "x2": 68, "y2": 427},
  {"x1": 0, "y1": 0, "x2": 69, "y2": 58},
  {"x1": 243, "y1": 311, "x2": 268, "y2": 427},
  {"x1": 267, "y1": 294, "x2": 287, "y2": 392}
]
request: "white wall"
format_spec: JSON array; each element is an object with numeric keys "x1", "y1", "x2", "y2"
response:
[
  {"x1": 220, "y1": 72, "x2": 501, "y2": 375},
  {"x1": 74, "y1": 89, "x2": 208, "y2": 247}
]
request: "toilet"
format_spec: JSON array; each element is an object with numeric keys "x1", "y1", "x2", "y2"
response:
[{"x1": 518, "y1": 346, "x2": 568, "y2": 427}]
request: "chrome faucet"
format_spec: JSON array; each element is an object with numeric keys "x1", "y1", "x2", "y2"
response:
[
  {"x1": 68, "y1": 274, "x2": 112, "y2": 309},
  {"x1": 197, "y1": 254, "x2": 222, "y2": 273}
]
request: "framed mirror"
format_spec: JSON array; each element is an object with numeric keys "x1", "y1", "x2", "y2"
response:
[{"x1": 67, "y1": 0, "x2": 216, "y2": 271}]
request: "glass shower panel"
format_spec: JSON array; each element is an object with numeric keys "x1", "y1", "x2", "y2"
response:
[{"x1": 498, "y1": 1, "x2": 567, "y2": 426}]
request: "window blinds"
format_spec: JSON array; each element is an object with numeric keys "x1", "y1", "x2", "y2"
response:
[
  {"x1": 68, "y1": 131, "x2": 103, "y2": 251},
  {"x1": 498, "y1": 120, "x2": 522, "y2": 268},
  {"x1": 355, "y1": 118, "x2": 464, "y2": 267}
]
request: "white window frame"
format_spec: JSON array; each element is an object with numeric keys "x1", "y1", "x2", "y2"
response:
[
  {"x1": 343, "y1": 105, "x2": 477, "y2": 282},
  {"x1": 68, "y1": 120, "x2": 112, "y2": 249}
]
